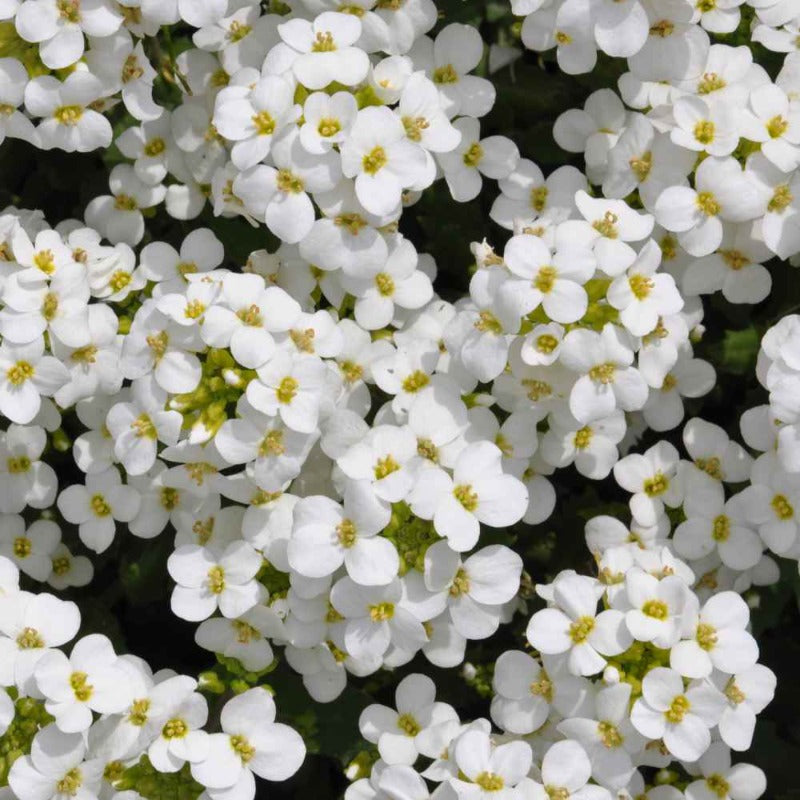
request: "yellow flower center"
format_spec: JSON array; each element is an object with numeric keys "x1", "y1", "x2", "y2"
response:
[
  {"x1": 629, "y1": 273, "x2": 655, "y2": 300},
  {"x1": 629, "y1": 151, "x2": 653, "y2": 181},
  {"x1": 162, "y1": 717, "x2": 188, "y2": 739},
  {"x1": 589, "y1": 362, "x2": 616, "y2": 384},
  {"x1": 7, "y1": 456, "x2": 31, "y2": 474},
  {"x1": 449, "y1": 567, "x2": 471, "y2": 597},
  {"x1": 276, "y1": 376, "x2": 299, "y2": 404},
  {"x1": 569, "y1": 615, "x2": 595, "y2": 643},
  {"x1": 363, "y1": 146, "x2": 388, "y2": 175},
  {"x1": 318, "y1": 117, "x2": 341, "y2": 138},
  {"x1": 397, "y1": 713, "x2": 421, "y2": 736},
  {"x1": 12, "y1": 537, "x2": 31, "y2": 558},
  {"x1": 696, "y1": 191, "x2": 720, "y2": 216},
  {"x1": 643, "y1": 472, "x2": 669, "y2": 496},
  {"x1": 16, "y1": 626, "x2": 44, "y2": 649},
  {"x1": 476, "y1": 773, "x2": 505, "y2": 792},
  {"x1": 374, "y1": 455, "x2": 400, "y2": 479},
  {"x1": 336, "y1": 518, "x2": 357, "y2": 548},
  {"x1": 432, "y1": 64, "x2": 459, "y2": 84},
  {"x1": 712, "y1": 514, "x2": 730, "y2": 542},
  {"x1": 90, "y1": 494, "x2": 112, "y2": 517},
  {"x1": 642, "y1": 599, "x2": 669, "y2": 620},
  {"x1": 693, "y1": 119, "x2": 715, "y2": 145},
  {"x1": 696, "y1": 622, "x2": 718, "y2": 651},
  {"x1": 665, "y1": 694, "x2": 690, "y2": 723},
  {"x1": 574, "y1": 427, "x2": 593, "y2": 450},
  {"x1": 144, "y1": 137, "x2": 165, "y2": 156},
  {"x1": 6, "y1": 360, "x2": 34, "y2": 386},
  {"x1": 534, "y1": 266, "x2": 557, "y2": 293},
  {"x1": 54, "y1": 105, "x2": 83, "y2": 125},
  {"x1": 207, "y1": 565, "x2": 226, "y2": 594},
  {"x1": 311, "y1": 31, "x2": 336, "y2": 51},
  {"x1": 462, "y1": 142, "x2": 483, "y2": 168},
  {"x1": 592, "y1": 211, "x2": 618, "y2": 239},
  {"x1": 453, "y1": 484, "x2": 478, "y2": 512},
  {"x1": 230, "y1": 734, "x2": 256, "y2": 763},
  {"x1": 70, "y1": 671, "x2": 93, "y2": 701},
  {"x1": 369, "y1": 602, "x2": 394, "y2": 621}
]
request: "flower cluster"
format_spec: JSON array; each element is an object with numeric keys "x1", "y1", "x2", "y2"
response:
[
  {"x1": 0, "y1": 0, "x2": 796, "y2": 797},
  {"x1": 0, "y1": 553, "x2": 305, "y2": 800}
]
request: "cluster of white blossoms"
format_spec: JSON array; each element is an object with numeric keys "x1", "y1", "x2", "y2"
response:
[
  {"x1": 0, "y1": 0, "x2": 797, "y2": 797},
  {"x1": 0, "y1": 554, "x2": 305, "y2": 800}
]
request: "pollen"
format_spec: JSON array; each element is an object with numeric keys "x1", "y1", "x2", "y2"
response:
[
  {"x1": 598, "y1": 720, "x2": 623, "y2": 748},
  {"x1": 629, "y1": 273, "x2": 655, "y2": 300},
  {"x1": 649, "y1": 19, "x2": 674, "y2": 37},
  {"x1": 698, "y1": 71, "x2": 726, "y2": 94},
  {"x1": 16, "y1": 626, "x2": 45, "y2": 649},
  {"x1": 696, "y1": 190, "x2": 721, "y2": 216},
  {"x1": 530, "y1": 185, "x2": 549, "y2": 212},
  {"x1": 336, "y1": 518, "x2": 358, "y2": 548},
  {"x1": 642, "y1": 599, "x2": 669, "y2": 620},
  {"x1": 70, "y1": 671, "x2": 93, "y2": 702},
  {"x1": 453, "y1": 484, "x2": 479, "y2": 512},
  {"x1": 696, "y1": 622, "x2": 718, "y2": 651},
  {"x1": 589, "y1": 362, "x2": 616, "y2": 384},
  {"x1": 362, "y1": 145, "x2": 388, "y2": 175},
  {"x1": 530, "y1": 672, "x2": 554, "y2": 701},
  {"x1": 592, "y1": 211, "x2": 619, "y2": 239},
  {"x1": 693, "y1": 119, "x2": 715, "y2": 145},
  {"x1": 7, "y1": 456, "x2": 31, "y2": 474},
  {"x1": 706, "y1": 774, "x2": 730, "y2": 799},
  {"x1": 259, "y1": 429, "x2": 285, "y2": 457},
  {"x1": 52, "y1": 556, "x2": 71, "y2": 575},
  {"x1": 276, "y1": 376, "x2": 299, "y2": 404},
  {"x1": 374, "y1": 455, "x2": 400, "y2": 479},
  {"x1": 432, "y1": 64, "x2": 459, "y2": 84},
  {"x1": 114, "y1": 194, "x2": 138, "y2": 212},
  {"x1": 252, "y1": 110, "x2": 276, "y2": 136},
  {"x1": 54, "y1": 105, "x2": 83, "y2": 126},
  {"x1": 128, "y1": 698, "x2": 150, "y2": 726},
  {"x1": 90, "y1": 494, "x2": 112, "y2": 517},
  {"x1": 449, "y1": 567, "x2": 471, "y2": 597},
  {"x1": 767, "y1": 115, "x2": 789, "y2": 139},
  {"x1": 335, "y1": 212, "x2": 368, "y2": 234},
  {"x1": 768, "y1": 184, "x2": 793, "y2": 213},
  {"x1": 7, "y1": 360, "x2": 34, "y2": 386},
  {"x1": 712, "y1": 514, "x2": 730, "y2": 542},
  {"x1": 144, "y1": 137, "x2": 166, "y2": 157},
  {"x1": 207, "y1": 565, "x2": 226, "y2": 594},
  {"x1": 771, "y1": 493, "x2": 794, "y2": 520},
  {"x1": 122, "y1": 54, "x2": 144, "y2": 83},
  {"x1": 417, "y1": 438, "x2": 438, "y2": 462},
  {"x1": 339, "y1": 359, "x2": 364, "y2": 383},
  {"x1": 56, "y1": 768, "x2": 83, "y2": 796},
  {"x1": 402, "y1": 370, "x2": 429, "y2": 393},
  {"x1": 277, "y1": 169, "x2": 305, "y2": 194},
  {"x1": 629, "y1": 151, "x2": 653, "y2": 181},
  {"x1": 375, "y1": 272, "x2": 395, "y2": 296},
  {"x1": 568, "y1": 615, "x2": 595, "y2": 643},
  {"x1": 522, "y1": 378, "x2": 552, "y2": 401},
  {"x1": 397, "y1": 713, "x2": 421, "y2": 736},
  {"x1": 476, "y1": 773, "x2": 505, "y2": 792},
  {"x1": 162, "y1": 717, "x2": 188, "y2": 739},
  {"x1": 369, "y1": 601, "x2": 394, "y2": 621},
  {"x1": 403, "y1": 115, "x2": 429, "y2": 142},
  {"x1": 229, "y1": 20, "x2": 252, "y2": 41},
  {"x1": 160, "y1": 487, "x2": 180, "y2": 510},
  {"x1": 109, "y1": 269, "x2": 132, "y2": 292},
  {"x1": 664, "y1": 693, "x2": 690, "y2": 723},
  {"x1": 643, "y1": 471, "x2": 669, "y2": 496},
  {"x1": 573, "y1": 426, "x2": 593, "y2": 450},
  {"x1": 318, "y1": 117, "x2": 341, "y2": 138},
  {"x1": 474, "y1": 310, "x2": 503, "y2": 333},
  {"x1": 311, "y1": 31, "x2": 337, "y2": 51},
  {"x1": 233, "y1": 619, "x2": 261, "y2": 644},
  {"x1": 42, "y1": 292, "x2": 59, "y2": 321},
  {"x1": 534, "y1": 265, "x2": 557, "y2": 293},
  {"x1": 131, "y1": 413, "x2": 157, "y2": 439},
  {"x1": 536, "y1": 333, "x2": 559, "y2": 353},
  {"x1": 462, "y1": 141, "x2": 483, "y2": 168}
]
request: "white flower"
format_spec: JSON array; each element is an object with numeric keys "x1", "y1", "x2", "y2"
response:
[
  {"x1": 670, "y1": 591, "x2": 759, "y2": 679},
  {"x1": 613, "y1": 441, "x2": 682, "y2": 527},
  {"x1": 527, "y1": 572, "x2": 632, "y2": 676},
  {"x1": 0, "y1": 338, "x2": 68, "y2": 425},
  {"x1": 289, "y1": 481, "x2": 396, "y2": 585},
  {"x1": 525, "y1": 739, "x2": 608, "y2": 800},
  {"x1": 631, "y1": 667, "x2": 726, "y2": 762},
  {"x1": 560, "y1": 324, "x2": 648, "y2": 425},
  {"x1": 168, "y1": 540, "x2": 265, "y2": 622},
  {"x1": 716, "y1": 664, "x2": 776, "y2": 752},
  {"x1": 280, "y1": 12, "x2": 369, "y2": 90},
  {"x1": 0, "y1": 424, "x2": 57, "y2": 514},
  {"x1": 25, "y1": 72, "x2": 113, "y2": 152},
  {"x1": 622, "y1": 567, "x2": 696, "y2": 649},
  {"x1": 408, "y1": 441, "x2": 528, "y2": 551},
  {"x1": 0, "y1": 591, "x2": 81, "y2": 691},
  {"x1": 16, "y1": 0, "x2": 122, "y2": 69},
  {"x1": 451, "y1": 727, "x2": 532, "y2": 799},
  {"x1": 329, "y1": 576, "x2": 427, "y2": 660},
  {"x1": 359, "y1": 673, "x2": 458, "y2": 765},
  {"x1": 437, "y1": 118, "x2": 519, "y2": 203},
  {"x1": 57, "y1": 468, "x2": 140, "y2": 554},
  {"x1": 670, "y1": 95, "x2": 739, "y2": 158},
  {"x1": 739, "y1": 84, "x2": 800, "y2": 171},
  {"x1": 341, "y1": 105, "x2": 429, "y2": 216},
  {"x1": 191, "y1": 688, "x2": 306, "y2": 793},
  {"x1": 607, "y1": 239, "x2": 683, "y2": 337},
  {"x1": 34, "y1": 633, "x2": 132, "y2": 732},
  {"x1": 685, "y1": 743, "x2": 766, "y2": 800},
  {"x1": 195, "y1": 605, "x2": 283, "y2": 672},
  {"x1": 8, "y1": 724, "x2": 103, "y2": 800},
  {"x1": 0, "y1": 516, "x2": 59, "y2": 582},
  {"x1": 424, "y1": 542, "x2": 523, "y2": 640},
  {"x1": 498, "y1": 233, "x2": 593, "y2": 324}
]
